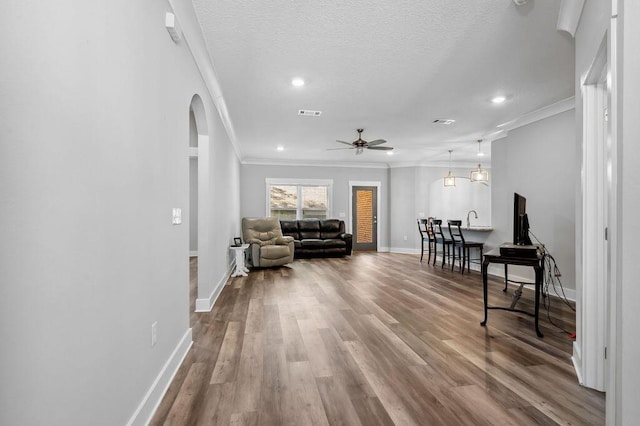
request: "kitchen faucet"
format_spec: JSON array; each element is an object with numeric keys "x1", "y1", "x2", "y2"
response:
[{"x1": 466, "y1": 210, "x2": 478, "y2": 229}]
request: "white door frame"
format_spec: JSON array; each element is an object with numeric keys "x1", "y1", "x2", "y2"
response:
[
  {"x1": 348, "y1": 181, "x2": 382, "y2": 252},
  {"x1": 575, "y1": 29, "x2": 619, "y2": 404},
  {"x1": 606, "y1": 6, "x2": 620, "y2": 423}
]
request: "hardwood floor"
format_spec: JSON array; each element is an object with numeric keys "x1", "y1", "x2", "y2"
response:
[{"x1": 151, "y1": 253, "x2": 604, "y2": 425}]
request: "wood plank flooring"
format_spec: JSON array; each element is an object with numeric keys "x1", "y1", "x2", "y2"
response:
[{"x1": 151, "y1": 253, "x2": 604, "y2": 425}]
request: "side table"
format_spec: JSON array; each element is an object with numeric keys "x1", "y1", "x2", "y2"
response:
[
  {"x1": 230, "y1": 243, "x2": 250, "y2": 277},
  {"x1": 480, "y1": 246, "x2": 544, "y2": 337}
]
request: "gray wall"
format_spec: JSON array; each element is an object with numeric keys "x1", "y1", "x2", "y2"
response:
[
  {"x1": 240, "y1": 164, "x2": 390, "y2": 249},
  {"x1": 189, "y1": 158, "x2": 198, "y2": 252},
  {"x1": 390, "y1": 165, "x2": 492, "y2": 252},
  {"x1": 487, "y1": 110, "x2": 576, "y2": 290},
  {"x1": 0, "y1": 1, "x2": 239, "y2": 425}
]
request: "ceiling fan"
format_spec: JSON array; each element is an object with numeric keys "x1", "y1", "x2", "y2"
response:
[{"x1": 329, "y1": 129, "x2": 394, "y2": 155}]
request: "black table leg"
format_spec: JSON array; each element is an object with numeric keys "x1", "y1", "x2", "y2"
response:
[
  {"x1": 503, "y1": 264, "x2": 508, "y2": 292},
  {"x1": 534, "y1": 265, "x2": 544, "y2": 338},
  {"x1": 481, "y1": 259, "x2": 489, "y2": 326}
]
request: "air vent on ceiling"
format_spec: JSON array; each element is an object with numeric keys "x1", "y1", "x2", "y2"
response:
[
  {"x1": 298, "y1": 110, "x2": 322, "y2": 117},
  {"x1": 433, "y1": 119, "x2": 456, "y2": 125}
]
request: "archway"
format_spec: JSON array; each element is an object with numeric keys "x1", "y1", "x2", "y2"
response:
[{"x1": 188, "y1": 95, "x2": 209, "y2": 321}]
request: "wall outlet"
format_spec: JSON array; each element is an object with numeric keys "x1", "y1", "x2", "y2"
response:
[
  {"x1": 339, "y1": 212, "x2": 346, "y2": 218},
  {"x1": 151, "y1": 321, "x2": 158, "y2": 347},
  {"x1": 172, "y1": 208, "x2": 182, "y2": 225},
  {"x1": 403, "y1": 235, "x2": 408, "y2": 241},
  {"x1": 419, "y1": 212, "x2": 425, "y2": 218}
]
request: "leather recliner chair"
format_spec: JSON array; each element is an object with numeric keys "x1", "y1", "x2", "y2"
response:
[{"x1": 241, "y1": 217, "x2": 295, "y2": 267}]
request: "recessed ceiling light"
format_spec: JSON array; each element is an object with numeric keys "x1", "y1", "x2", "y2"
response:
[
  {"x1": 276, "y1": 145, "x2": 284, "y2": 151},
  {"x1": 387, "y1": 151, "x2": 394, "y2": 156},
  {"x1": 291, "y1": 78, "x2": 305, "y2": 87},
  {"x1": 491, "y1": 95, "x2": 507, "y2": 104}
]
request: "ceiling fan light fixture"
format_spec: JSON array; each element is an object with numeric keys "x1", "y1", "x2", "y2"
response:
[{"x1": 331, "y1": 129, "x2": 393, "y2": 155}]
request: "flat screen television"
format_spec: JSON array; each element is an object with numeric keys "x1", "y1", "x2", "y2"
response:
[{"x1": 513, "y1": 193, "x2": 532, "y2": 245}]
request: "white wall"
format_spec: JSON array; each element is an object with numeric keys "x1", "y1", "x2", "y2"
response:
[
  {"x1": 0, "y1": 0, "x2": 239, "y2": 424},
  {"x1": 189, "y1": 157, "x2": 198, "y2": 253},
  {"x1": 616, "y1": 1, "x2": 640, "y2": 423},
  {"x1": 240, "y1": 164, "x2": 390, "y2": 249},
  {"x1": 487, "y1": 110, "x2": 576, "y2": 290},
  {"x1": 389, "y1": 165, "x2": 492, "y2": 253},
  {"x1": 389, "y1": 167, "x2": 417, "y2": 251}
]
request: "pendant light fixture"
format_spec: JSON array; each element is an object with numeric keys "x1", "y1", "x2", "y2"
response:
[
  {"x1": 470, "y1": 140, "x2": 489, "y2": 182},
  {"x1": 444, "y1": 150, "x2": 456, "y2": 187}
]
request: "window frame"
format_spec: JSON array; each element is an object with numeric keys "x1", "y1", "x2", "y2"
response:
[{"x1": 265, "y1": 178, "x2": 333, "y2": 220}]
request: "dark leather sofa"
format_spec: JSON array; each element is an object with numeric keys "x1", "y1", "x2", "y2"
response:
[{"x1": 280, "y1": 219, "x2": 353, "y2": 258}]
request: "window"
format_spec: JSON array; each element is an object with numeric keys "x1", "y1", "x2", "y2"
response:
[{"x1": 266, "y1": 179, "x2": 332, "y2": 220}]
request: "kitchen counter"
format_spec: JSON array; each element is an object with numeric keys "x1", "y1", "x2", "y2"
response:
[{"x1": 465, "y1": 226, "x2": 493, "y2": 232}]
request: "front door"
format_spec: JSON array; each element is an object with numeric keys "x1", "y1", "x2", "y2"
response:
[{"x1": 352, "y1": 186, "x2": 377, "y2": 251}]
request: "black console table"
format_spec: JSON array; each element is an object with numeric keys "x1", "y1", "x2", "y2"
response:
[{"x1": 480, "y1": 246, "x2": 544, "y2": 337}]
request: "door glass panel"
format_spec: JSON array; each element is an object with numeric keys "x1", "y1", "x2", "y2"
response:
[{"x1": 356, "y1": 190, "x2": 373, "y2": 243}]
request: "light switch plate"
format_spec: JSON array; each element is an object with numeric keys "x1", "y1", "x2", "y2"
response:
[
  {"x1": 339, "y1": 212, "x2": 346, "y2": 218},
  {"x1": 172, "y1": 208, "x2": 182, "y2": 225}
]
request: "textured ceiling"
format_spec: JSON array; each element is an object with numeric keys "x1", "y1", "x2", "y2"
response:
[{"x1": 192, "y1": 0, "x2": 574, "y2": 166}]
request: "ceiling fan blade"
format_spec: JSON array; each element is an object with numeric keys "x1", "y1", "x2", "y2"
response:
[
  {"x1": 327, "y1": 147, "x2": 355, "y2": 151},
  {"x1": 367, "y1": 139, "x2": 387, "y2": 146},
  {"x1": 336, "y1": 140, "x2": 355, "y2": 146},
  {"x1": 367, "y1": 146, "x2": 394, "y2": 151}
]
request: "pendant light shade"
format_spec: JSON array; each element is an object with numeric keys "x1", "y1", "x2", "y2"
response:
[
  {"x1": 470, "y1": 140, "x2": 489, "y2": 182},
  {"x1": 444, "y1": 150, "x2": 456, "y2": 187},
  {"x1": 470, "y1": 164, "x2": 489, "y2": 182}
]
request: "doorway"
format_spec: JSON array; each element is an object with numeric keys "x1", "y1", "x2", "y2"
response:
[
  {"x1": 351, "y1": 186, "x2": 378, "y2": 251},
  {"x1": 578, "y1": 34, "x2": 617, "y2": 398},
  {"x1": 188, "y1": 108, "x2": 198, "y2": 321}
]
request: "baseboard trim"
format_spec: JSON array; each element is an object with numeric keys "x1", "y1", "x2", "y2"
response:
[
  {"x1": 428, "y1": 254, "x2": 576, "y2": 301},
  {"x1": 485, "y1": 264, "x2": 576, "y2": 302},
  {"x1": 194, "y1": 260, "x2": 234, "y2": 312},
  {"x1": 377, "y1": 246, "x2": 390, "y2": 253},
  {"x1": 572, "y1": 341, "x2": 584, "y2": 385},
  {"x1": 127, "y1": 328, "x2": 193, "y2": 426},
  {"x1": 189, "y1": 251, "x2": 198, "y2": 257},
  {"x1": 389, "y1": 247, "x2": 421, "y2": 254}
]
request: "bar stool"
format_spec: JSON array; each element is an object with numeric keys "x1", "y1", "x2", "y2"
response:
[
  {"x1": 432, "y1": 219, "x2": 453, "y2": 268},
  {"x1": 417, "y1": 218, "x2": 435, "y2": 263},
  {"x1": 448, "y1": 220, "x2": 484, "y2": 274}
]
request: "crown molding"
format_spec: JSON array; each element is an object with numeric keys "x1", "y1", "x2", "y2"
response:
[
  {"x1": 489, "y1": 96, "x2": 575, "y2": 141},
  {"x1": 168, "y1": 0, "x2": 242, "y2": 161},
  {"x1": 388, "y1": 161, "x2": 492, "y2": 169},
  {"x1": 241, "y1": 158, "x2": 390, "y2": 169}
]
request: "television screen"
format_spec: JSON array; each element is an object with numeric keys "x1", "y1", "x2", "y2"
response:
[{"x1": 513, "y1": 193, "x2": 532, "y2": 245}]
